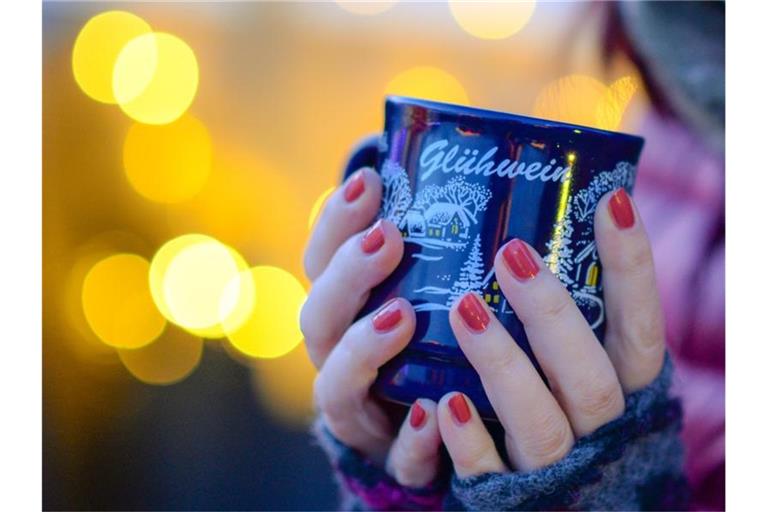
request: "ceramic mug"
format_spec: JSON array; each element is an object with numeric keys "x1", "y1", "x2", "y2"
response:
[{"x1": 343, "y1": 96, "x2": 644, "y2": 419}]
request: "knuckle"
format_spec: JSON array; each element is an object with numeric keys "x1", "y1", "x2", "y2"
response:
[
  {"x1": 482, "y1": 349, "x2": 519, "y2": 378},
  {"x1": 621, "y1": 309, "x2": 666, "y2": 357},
  {"x1": 313, "y1": 372, "x2": 346, "y2": 421},
  {"x1": 303, "y1": 249, "x2": 320, "y2": 282},
  {"x1": 535, "y1": 291, "x2": 571, "y2": 323},
  {"x1": 618, "y1": 239, "x2": 655, "y2": 276},
  {"x1": 454, "y1": 443, "x2": 496, "y2": 472},
  {"x1": 520, "y1": 411, "x2": 573, "y2": 464},
  {"x1": 577, "y1": 377, "x2": 625, "y2": 422},
  {"x1": 299, "y1": 300, "x2": 313, "y2": 340},
  {"x1": 389, "y1": 443, "x2": 438, "y2": 487}
]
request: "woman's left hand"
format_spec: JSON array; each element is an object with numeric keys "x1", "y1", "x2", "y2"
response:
[{"x1": 434, "y1": 188, "x2": 666, "y2": 476}]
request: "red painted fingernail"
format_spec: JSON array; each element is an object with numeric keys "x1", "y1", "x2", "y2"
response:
[
  {"x1": 448, "y1": 394, "x2": 471, "y2": 424},
  {"x1": 608, "y1": 187, "x2": 635, "y2": 229},
  {"x1": 343, "y1": 171, "x2": 365, "y2": 202},
  {"x1": 372, "y1": 298, "x2": 402, "y2": 333},
  {"x1": 361, "y1": 220, "x2": 385, "y2": 254},
  {"x1": 458, "y1": 293, "x2": 490, "y2": 333},
  {"x1": 409, "y1": 401, "x2": 427, "y2": 429},
  {"x1": 502, "y1": 239, "x2": 540, "y2": 281}
]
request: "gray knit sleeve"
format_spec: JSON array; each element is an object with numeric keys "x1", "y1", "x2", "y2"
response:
[{"x1": 445, "y1": 354, "x2": 688, "y2": 511}]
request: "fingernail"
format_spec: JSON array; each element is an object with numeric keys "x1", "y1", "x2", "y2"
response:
[
  {"x1": 409, "y1": 401, "x2": 427, "y2": 429},
  {"x1": 372, "y1": 298, "x2": 402, "y2": 333},
  {"x1": 458, "y1": 293, "x2": 490, "y2": 333},
  {"x1": 502, "y1": 239, "x2": 540, "y2": 281},
  {"x1": 343, "y1": 171, "x2": 365, "y2": 202},
  {"x1": 608, "y1": 187, "x2": 635, "y2": 229},
  {"x1": 448, "y1": 394, "x2": 471, "y2": 425},
  {"x1": 361, "y1": 220, "x2": 385, "y2": 254}
]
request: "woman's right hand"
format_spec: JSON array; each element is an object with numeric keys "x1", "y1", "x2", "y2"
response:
[{"x1": 301, "y1": 167, "x2": 442, "y2": 488}]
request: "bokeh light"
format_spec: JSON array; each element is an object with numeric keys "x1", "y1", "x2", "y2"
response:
[
  {"x1": 533, "y1": 74, "x2": 638, "y2": 131},
  {"x1": 118, "y1": 326, "x2": 203, "y2": 385},
  {"x1": 335, "y1": 0, "x2": 398, "y2": 16},
  {"x1": 149, "y1": 235, "x2": 252, "y2": 338},
  {"x1": 308, "y1": 186, "x2": 336, "y2": 229},
  {"x1": 596, "y1": 75, "x2": 639, "y2": 131},
  {"x1": 123, "y1": 115, "x2": 212, "y2": 203},
  {"x1": 166, "y1": 149, "x2": 308, "y2": 271},
  {"x1": 385, "y1": 66, "x2": 470, "y2": 105},
  {"x1": 449, "y1": 0, "x2": 536, "y2": 40},
  {"x1": 63, "y1": 232, "x2": 152, "y2": 363},
  {"x1": 113, "y1": 32, "x2": 199, "y2": 125},
  {"x1": 72, "y1": 11, "x2": 152, "y2": 103},
  {"x1": 81, "y1": 253, "x2": 166, "y2": 349},
  {"x1": 250, "y1": 344, "x2": 317, "y2": 426},
  {"x1": 226, "y1": 266, "x2": 306, "y2": 359}
]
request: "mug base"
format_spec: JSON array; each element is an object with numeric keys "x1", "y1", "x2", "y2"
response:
[{"x1": 373, "y1": 351, "x2": 499, "y2": 421}]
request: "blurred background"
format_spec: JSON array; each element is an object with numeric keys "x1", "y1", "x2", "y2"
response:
[{"x1": 43, "y1": 1, "x2": 649, "y2": 509}]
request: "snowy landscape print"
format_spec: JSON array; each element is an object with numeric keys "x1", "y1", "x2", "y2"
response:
[
  {"x1": 378, "y1": 159, "x2": 497, "y2": 312},
  {"x1": 377, "y1": 158, "x2": 636, "y2": 326},
  {"x1": 541, "y1": 160, "x2": 637, "y2": 328}
]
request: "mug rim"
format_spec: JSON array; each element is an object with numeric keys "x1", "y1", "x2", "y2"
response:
[{"x1": 386, "y1": 95, "x2": 645, "y2": 144}]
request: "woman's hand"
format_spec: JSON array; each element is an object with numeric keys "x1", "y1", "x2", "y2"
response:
[
  {"x1": 438, "y1": 188, "x2": 667, "y2": 476},
  {"x1": 301, "y1": 168, "x2": 442, "y2": 488}
]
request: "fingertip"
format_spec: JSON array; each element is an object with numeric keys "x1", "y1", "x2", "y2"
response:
[
  {"x1": 408, "y1": 398, "x2": 439, "y2": 436},
  {"x1": 386, "y1": 398, "x2": 442, "y2": 487},
  {"x1": 373, "y1": 297, "x2": 416, "y2": 342},
  {"x1": 594, "y1": 190, "x2": 654, "y2": 275},
  {"x1": 436, "y1": 392, "x2": 507, "y2": 478},
  {"x1": 342, "y1": 166, "x2": 382, "y2": 205}
]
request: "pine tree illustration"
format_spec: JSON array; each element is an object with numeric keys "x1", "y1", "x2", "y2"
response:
[
  {"x1": 448, "y1": 234, "x2": 485, "y2": 306},
  {"x1": 543, "y1": 203, "x2": 575, "y2": 287},
  {"x1": 379, "y1": 160, "x2": 413, "y2": 228}
]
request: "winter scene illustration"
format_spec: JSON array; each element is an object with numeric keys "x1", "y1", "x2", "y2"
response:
[
  {"x1": 377, "y1": 158, "x2": 636, "y2": 322},
  {"x1": 541, "y1": 160, "x2": 637, "y2": 328},
  {"x1": 378, "y1": 160, "x2": 493, "y2": 311}
]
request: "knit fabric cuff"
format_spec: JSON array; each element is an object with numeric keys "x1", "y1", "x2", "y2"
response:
[
  {"x1": 446, "y1": 354, "x2": 688, "y2": 511},
  {"x1": 311, "y1": 417, "x2": 448, "y2": 511}
]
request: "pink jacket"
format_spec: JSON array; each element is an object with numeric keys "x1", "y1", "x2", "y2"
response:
[{"x1": 634, "y1": 113, "x2": 725, "y2": 510}]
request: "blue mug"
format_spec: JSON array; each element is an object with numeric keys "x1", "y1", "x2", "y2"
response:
[{"x1": 343, "y1": 96, "x2": 644, "y2": 420}]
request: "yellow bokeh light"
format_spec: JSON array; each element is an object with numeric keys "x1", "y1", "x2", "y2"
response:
[
  {"x1": 385, "y1": 66, "x2": 470, "y2": 106},
  {"x1": 166, "y1": 149, "x2": 308, "y2": 272},
  {"x1": 123, "y1": 115, "x2": 212, "y2": 203},
  {"x1": 82, "y1": 253, "x2": 166, "y2": 349},
  {"x1": 308, "y1": 186, "x2": 336, "y2": 229},
  {"x1": 72, "y1": 11, "x2": 152, "y2": 104},
  {"x1": 449, "y1": 0, "x2": 536, "y2": 40},
  {"x1": 596, "y1": 76, "x2": 639, "y2": 131},
  {"x1": 335, "y1": 0, "x2": 398, "y2": 15},
  {"x1": 113, "y1": 32, "x2": 199, "y2": 125},
  {"x1": 64, "y1": 232, "x2": 151, "y2": 363},
  {"x1": 118, "y1": 326, "x2": 203, "y2": 385},
  {"x1": 533, "y1": 74, "x2": 638, "y2": 131},
  {"x1": 227, "y1": 266, "x2": 307, "y2": 359},
  {"x1": 149, "y1": 235, "x2": 252, "y2": 338},
  {"x1": 250, "y1": 344, "x2": 317, "y2": 426}
]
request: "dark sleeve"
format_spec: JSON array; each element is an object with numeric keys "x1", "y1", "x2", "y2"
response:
[
  {"x1": 311, "y1": 417, "x2": 448, "y2": 511},
  {"x1": 311, "y1": 354, "x2": 687, "y2": 511},
  {"x1": 445, "y1": 354, "x2": 689, "y2": 511}
]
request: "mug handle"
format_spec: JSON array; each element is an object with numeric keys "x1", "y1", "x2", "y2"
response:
[{"x1": 341, "y1": 134, "x2": 381, "y2": 182}]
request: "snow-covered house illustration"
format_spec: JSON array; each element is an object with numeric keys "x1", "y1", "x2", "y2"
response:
[
  {"x1": 423, "y1": 203, "x2": 471, "y2": 240},
  {"x1": 399, "y1": 176, "x2": 491, "y2": 243},
  {"x1": 403, "y1": 209, "x2": 426, "y2": 237}
]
